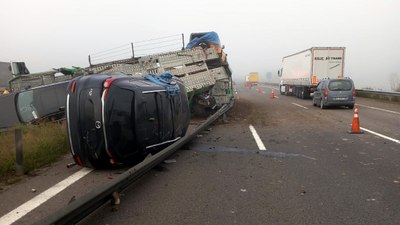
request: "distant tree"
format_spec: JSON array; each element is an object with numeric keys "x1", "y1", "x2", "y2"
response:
[{"x1": 389, "y1": 73, "x2": 400, "y2": 92}]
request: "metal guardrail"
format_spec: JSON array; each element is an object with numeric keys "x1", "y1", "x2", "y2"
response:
[
  {"x1": 34, "y1": 100, "x2": 233, "y2": 225},
  {"x1": 356, "y1": 89, "x2": 400, "y2": 102},
  {"x1": 259, "y1": 83, "x2": 400, "y2": 103},
  {"x1": 356, "y1": 89, "x2": 400, "y2": 97}
]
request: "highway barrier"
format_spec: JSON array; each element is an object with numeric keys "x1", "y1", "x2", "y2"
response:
[
  {"x1": 355, "y1": 89, "x2": 400, "y2": 103},
  {"x1": 258, "y1": 83, "x2": 400, "y2": 103},
  {"x1": 15, "y1": 129, "x2": 24, "y2": 176}
]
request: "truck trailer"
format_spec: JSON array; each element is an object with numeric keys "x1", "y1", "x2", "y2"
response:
[
  {"x1": 87, "y1": 32, "x2": 233, "y2": 116},
  {"x1": 278, "y1": 47, "x2": 345, "y2": 99},
  {"x1": 10, "y1": 32, "x2": 233, "y2": 117},
  {"x1": 245, "y1": 72, "x2": 259, "y2": 87}
]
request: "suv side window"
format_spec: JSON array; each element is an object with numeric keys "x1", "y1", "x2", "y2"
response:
[
  {"x1": 321, "y1": 80, "x2": 327, "y2": 89},
  {"x1": 316, "y1": 81, "x2": 323, "y2": 90}
]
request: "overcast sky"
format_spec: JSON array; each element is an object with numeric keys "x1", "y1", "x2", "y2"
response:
[{"x1": 1, "y1": 0, "x2": 399, "y2": 90}]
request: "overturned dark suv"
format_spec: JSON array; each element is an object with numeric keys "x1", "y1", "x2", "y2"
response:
[{"x1": 66, "y1": 73, "x2": 190, "y2": 168}]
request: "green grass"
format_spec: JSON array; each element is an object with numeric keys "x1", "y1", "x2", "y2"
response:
[{"x1": 0, "y1": 122, "x2": 69, "y2": 182}]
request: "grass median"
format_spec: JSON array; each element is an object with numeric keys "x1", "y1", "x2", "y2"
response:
[{"x1": 0, "y1": 122, "x2": 69, "y2": 184}]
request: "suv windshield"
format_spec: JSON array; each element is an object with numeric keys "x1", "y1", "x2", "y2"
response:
[
  {"x1": 16, "y1": 90, "x2": 38, "y2": 123},
  {"x1": 328, "y1": 80, "x2": 352, "y2": 91}
]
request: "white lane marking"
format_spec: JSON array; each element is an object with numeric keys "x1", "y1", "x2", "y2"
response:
[
  {"x1": 358, "y1": 104, "x2": 400, "y2": 115},
  {"x1": 291, "y1": 103, "x2": 308, "y2": 109},
  {"x1": 249, "y1": 125, "x2": 267, "y2": 150},
  {"x1": 274, "y1": 96, "x2": 279, "y2": 99},
  {"x1": 0, "y1": 168, "x2": 93, "y2": 225},
  {"x1": 360, "y1": 127, "x2": 400, "y2": 144}
]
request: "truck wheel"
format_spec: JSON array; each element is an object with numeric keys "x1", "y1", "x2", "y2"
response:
[
  {"x1": 279, "y1": 85, "x2": 285, "y2": 95},
  {"x1": 192, "y1": 103, "x2": 212, "y2": 117}
]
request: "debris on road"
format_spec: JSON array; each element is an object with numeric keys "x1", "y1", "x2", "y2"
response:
[{"x1": 163, "y1": 159, "x2": 177, "y2": 164}]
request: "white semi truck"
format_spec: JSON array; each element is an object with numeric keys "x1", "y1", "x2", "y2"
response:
[{"x1": 278, "y1": 47, "x2": 345, "y2": 99}]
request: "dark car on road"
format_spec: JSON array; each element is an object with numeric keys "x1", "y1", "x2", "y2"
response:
[
  {"x1": 313, "y1": 78, "x2": 356, "y2": 109},
  {"x1": 66, "y1": 73, "x2": 190, "y2": 168}
]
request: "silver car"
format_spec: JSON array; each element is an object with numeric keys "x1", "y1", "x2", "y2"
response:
[{"x1": 313, "y1": 78, "x2": 355, "y2": 109}]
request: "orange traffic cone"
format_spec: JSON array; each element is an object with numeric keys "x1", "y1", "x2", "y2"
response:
[
  {"x1": 270, "y1": 89, "x2": 275, "y2": 99},
  {"x1": 349, "y1": 105, "x2": 364, "y2": 134}
]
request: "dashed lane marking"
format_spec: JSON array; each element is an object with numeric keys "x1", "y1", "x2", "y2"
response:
[
  {"x1": 249, "y1": 125, "x2": 267, "y2": 150},
  {"x1": 291, "y1": 102, "x2": 308, "y2": 109},
  {"x1": 358, "y1": 104, "x2": 400, "y2": 115},
  {"x1": 0, "y1": 168, "x2": 93, "y2": 225}
]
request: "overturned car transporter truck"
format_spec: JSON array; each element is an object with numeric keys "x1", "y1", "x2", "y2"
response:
[
  {"x1": 87, "y1": 31, "x2": 233, "y2": 116},
  {"x1": 66, "y1": 31, "x2": 234, "y2": 168},
  {"x1": 278, "y1": 47, "x2": 345, "y2": 99}
]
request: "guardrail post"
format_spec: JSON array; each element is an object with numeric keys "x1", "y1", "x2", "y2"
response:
[
  {"x1": 15, "y1": 128, "x2": 24, "y2": 176},
  {"x1": 181, "y1": 33, "x2": 185, "y2": 50},
  {"x1": 88, "y1": 55, "x2": 92, "y2": 67},
  {"x1": 131, "y1": 42, "x2": 135, "y2": 58}
]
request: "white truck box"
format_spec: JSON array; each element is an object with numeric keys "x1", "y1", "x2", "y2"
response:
[{"x1": 279, "y1": 47, "x2": 345, "y2": 98}]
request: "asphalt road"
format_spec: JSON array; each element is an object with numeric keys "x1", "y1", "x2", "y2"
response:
[{"x1": 1, "y1": 83, "x2": 399, "y2": 225}]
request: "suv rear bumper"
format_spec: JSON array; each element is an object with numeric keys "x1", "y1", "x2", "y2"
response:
[{"x1": 325, "y1": 100, "x2": 355, "y2": 107}]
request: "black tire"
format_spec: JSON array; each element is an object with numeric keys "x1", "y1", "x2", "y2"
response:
[
  {"x1": 192, "y1": 103, "x2": 213, "y2": 117},
  {"x1": 279, "y1": 85, "x2": 285, "y2": 95},
  {"x1": 348, "y1": 104, "x2": 354, "y2": 109}
]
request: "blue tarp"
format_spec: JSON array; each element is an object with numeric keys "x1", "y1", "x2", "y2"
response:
[
  {"x1": 145, "y1": 73, "x2": 180, "y2": 95},
  {"x1": 186, "y1": 31, "x2": 221, "y2": 49}
]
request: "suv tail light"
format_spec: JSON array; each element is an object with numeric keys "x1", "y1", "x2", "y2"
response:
[
  {"x1": 324, "y1": 87, "x2": 328, "y2": 97},
  {"x1": 352, "y1": 88, "x2": 356, "y2": 97},
  {"x1": 102, "y1": 77, "x2": 116, "y2": 99},
  {"x1": 75, "y1": 155, "x2": 83, "y2": 166},
  {"x1": 70, "y1": 80, "x2": 77, "y2": 93}
]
